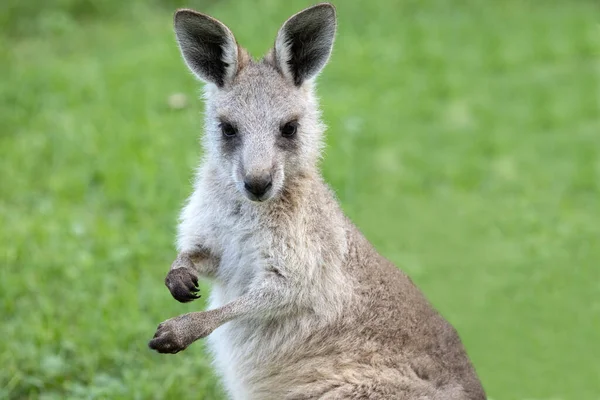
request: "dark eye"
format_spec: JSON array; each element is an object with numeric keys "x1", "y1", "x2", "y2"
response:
[
  {"x1": 280, "y1": 121, "x2": 298, "y2": 137},
  {"x1": 220, "y1": 122, "x2": 237, "y2": 137}
]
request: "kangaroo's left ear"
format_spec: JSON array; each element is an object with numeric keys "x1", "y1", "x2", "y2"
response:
[
  {"x1": 274, "y1": 3, "x2": 337, "y2": 86},
  {"x1": 174, "y1": 9, "x2": 240, "y2": 87}
]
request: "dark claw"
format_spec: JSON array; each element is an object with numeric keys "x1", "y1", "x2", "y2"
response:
[{"x1": 186, "y1": 280, "x2": 198, "y2": 291}]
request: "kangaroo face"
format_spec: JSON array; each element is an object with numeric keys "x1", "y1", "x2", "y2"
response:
[
  {"x1": 174, "y1": 4, "x2": 336, "y2": 202},
  {"x1": 206, "y1": 64, "x2": 323, "y2": 202}
]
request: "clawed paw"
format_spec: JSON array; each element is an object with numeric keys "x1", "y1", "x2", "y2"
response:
[
  {"x1": 165, "y1": 267, "x2": 200, "y2": 303},
  {"x1": 148, "y1": 320, "x2": 188, "y2": 354}
]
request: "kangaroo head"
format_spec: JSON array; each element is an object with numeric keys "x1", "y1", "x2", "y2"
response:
[{"x1": 174, "y1": 4, "x2": 336, "y2": 202}]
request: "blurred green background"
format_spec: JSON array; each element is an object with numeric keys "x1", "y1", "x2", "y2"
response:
[{"x1": 1, "y1": 0, "x2": 599, "y2": 398}]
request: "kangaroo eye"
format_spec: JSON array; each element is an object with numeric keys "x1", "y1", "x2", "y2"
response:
[
  {"x1": 280, "y1": 121, "x2": 298, "y2": 137},
  {"x1": 220, "y1": 122, "x2": 237, "y2": 137}
]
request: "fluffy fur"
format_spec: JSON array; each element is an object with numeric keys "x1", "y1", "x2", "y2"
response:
[{"x1": 149, "y1": 4, "x2": 486, "y2": 399}]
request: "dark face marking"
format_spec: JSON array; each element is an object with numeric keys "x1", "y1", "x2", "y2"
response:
[
  {"x1": 219, "y1": 118, "x2": 242, "y2": 157},
  {"x1": 220, "y1": 131, "x2": 242, "y2": 158},
  {"x1": 276, "y1": 119, "x2": 300, "y2": 152},
  {"x1": 275, "y1": 133, "x2": 299, "y2": 153},
  {"x1": 220, "y1": 121, "x2": 237, "y2": 137},
  {"x1": 280, "y1": 120, "x2": 298, "y2": 137}
]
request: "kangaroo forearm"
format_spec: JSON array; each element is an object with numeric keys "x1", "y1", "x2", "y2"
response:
[
  {"x1": 149, "y1": 273, "x2": 294, "y2": 353},
  {"x1": 190, "y1": 275, "x2": 292, "y2": 338},
  {"x1": 171, "y1": 249, "x2": 219, "y2": 277},
  {"x1": 209, "y1": 285, "x2": 287, "y2": 324}
]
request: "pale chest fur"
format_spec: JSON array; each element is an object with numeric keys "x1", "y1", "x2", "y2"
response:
[{"x1": 178, "y1": 167, "x2": 354, "y2": 399}]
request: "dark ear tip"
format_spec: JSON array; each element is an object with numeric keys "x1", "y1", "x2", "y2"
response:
[
  {"x1": 316, "y1": 3, "x2": 336, "y2": 12},
  {"x1": 174, "y1": 8, "x2": 197, "y2": 18},
  {"x1": 300, "y1": 3, "x2": 337, "y2": 29},
  {"x1": 173, "y1": 9, "x2": 215, "y2": 27},
  {"x1": 174, "y1": 9, "x2": 195, "y2": 26},
  {"x1": 311, "y1": 3, "x2": 337, "y2": 17}
]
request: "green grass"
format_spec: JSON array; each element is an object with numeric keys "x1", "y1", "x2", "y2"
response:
[{"x1": 1, "y1": 0, "x2": 599, "y2": 398}]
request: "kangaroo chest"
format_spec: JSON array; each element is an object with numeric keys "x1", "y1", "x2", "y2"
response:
[{"x1": 210, "y1": 206, "x2": 268, "y2": 288}]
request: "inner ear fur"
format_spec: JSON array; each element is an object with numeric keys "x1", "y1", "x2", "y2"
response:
[
  {"x1": 174, "y1": 9, "x2": 248, "y2": 86},
  {"x1": 274, "y1": 3, "x2": 337, "y2": 86}
]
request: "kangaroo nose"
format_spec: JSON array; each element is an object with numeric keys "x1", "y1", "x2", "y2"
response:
[{"x1": 244, "y1": 175, "x2": 273, "y2": 198}]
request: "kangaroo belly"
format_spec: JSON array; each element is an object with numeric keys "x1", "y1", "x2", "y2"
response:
[
  {"x1": 206, "y1": 289, "x2": 302, "y2": 400},
  {"x1": 206, "y1": 286, "x2": 342, "y2": 400}
]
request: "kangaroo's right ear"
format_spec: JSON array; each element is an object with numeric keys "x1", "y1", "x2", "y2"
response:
[{"x1": 174, "y1": 9, "x2": 239, "y2": 87}]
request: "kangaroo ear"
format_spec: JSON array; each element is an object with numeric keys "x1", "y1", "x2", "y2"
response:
[
  {"x1": 274, "y1": 3, "x2": 337, "y2": 86},
  {"x1": 174, "y1": 9, "x2": 239, "y2": 87}
]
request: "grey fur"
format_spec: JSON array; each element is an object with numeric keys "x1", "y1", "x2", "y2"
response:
[{"x1": 150, "y1": 3, "x2": 486, "y2": 399}]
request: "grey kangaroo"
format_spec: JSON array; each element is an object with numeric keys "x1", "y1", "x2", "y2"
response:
[{"x1": 149, "y1": 3, "x2": 486, "y2": 399}]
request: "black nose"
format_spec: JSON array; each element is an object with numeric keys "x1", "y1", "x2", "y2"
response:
[{"x1": 244, "y1": 175, "x2": 272, "y2": 198}]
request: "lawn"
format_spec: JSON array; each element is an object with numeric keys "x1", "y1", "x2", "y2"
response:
[{"x1": 1, "y1": 0, "x2": 599, "y2": 399}]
